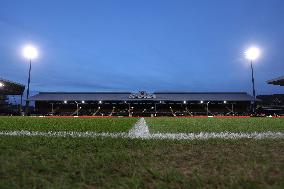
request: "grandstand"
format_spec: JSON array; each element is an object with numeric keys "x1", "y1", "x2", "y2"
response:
[
  {"x1": 259, "y1": 76, "x2": 284, "y2": 114},
  {"x1": 28, "y1": 91, "x2": 255, "y2": 116},
  {"x1": 0, "y1": 78, "x2": 25, "y2": 115},
  {"x1": 257, "y1": 94, "x2": 284, "y2": 115}
]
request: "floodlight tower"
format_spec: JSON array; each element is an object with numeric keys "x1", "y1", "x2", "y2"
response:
[
  {"x1": 22, "y1": 45, "x2": 38, "y2": 114},
  {"x1": 245, "y1": 47, "x2": 260, "y2": 114}
]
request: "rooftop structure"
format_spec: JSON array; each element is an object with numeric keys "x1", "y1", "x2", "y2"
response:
[
  {"x1": 0, "y1": 78, "x2": 25, "y2": 95},
  {"x1": 28, "y1": 91, "x2": 254, "y2": 102},
  {"x1": 267, "y1": 76, "x2": 284, "y2": 86}
]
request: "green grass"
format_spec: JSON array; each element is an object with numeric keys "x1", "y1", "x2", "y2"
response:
[
  {"x1": 0, "y1": 136, "x2": 283, "y2": 189},
  {"x1": 146, "y1": 117, "x2": 284, "y2": 133},
  {"x1": 0, "y1": 117, "x2": 138, "y2": 132}
]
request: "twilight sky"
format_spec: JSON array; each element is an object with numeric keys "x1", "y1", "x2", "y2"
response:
[{"x1": 0, "y1": 0, "x2": 283, "y2": 95}]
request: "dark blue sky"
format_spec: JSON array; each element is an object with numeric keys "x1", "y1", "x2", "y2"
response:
[{"x1": 0, "y1": 0, "x2": 283, "y2": 95}]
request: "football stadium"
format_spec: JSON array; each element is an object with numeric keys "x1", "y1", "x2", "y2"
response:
[
  {"x1": 1, "y1": 1, "x2": 284, "y2": 188},
  {"x1": 1, "y1": 77, "x2": 284, "y2": 188}
]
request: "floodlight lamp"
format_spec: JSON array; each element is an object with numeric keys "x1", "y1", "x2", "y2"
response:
[
  {"x1": 23, "y1": 45, "x2": 38, "y2": 60},
  {"x1": 183, "y1": 100, "x2": 186, "y2": 104},
  {"x1": 64, "y1": 100, "x2": 67, "y2": 104},
  {"x1": 99, "y1": 100, "x2": 102, "y2": 104},
  {"x1": 0, "y1": 82, "x2": 4, "y2": 88},
  {"x1": 200, "y1": 100, "x2": 204, "y2": 104},
  {"x1": 82, "y1": 100, "x2": 85, "y2": 104},
  {"x1": 224, "y1": 100, "x2": 227, "y2": 104},
  {"x1": 245, "y1": 47, "x2": 260, "y2": 60}
]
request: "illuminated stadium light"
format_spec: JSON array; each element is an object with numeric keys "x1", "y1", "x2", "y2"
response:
[
  {"x1": 81, "y1": 100, "x2": 85, "y2": 104},
  {"x1": 99, "y1": 100, "x2": 102, "y2": 104},
  {"x1": 98, "y1": 107, "x2": 101, "y2": 109},
  {"x1": 245, "y1": 47, "x2": 260, "y2": 60},
  {"x1": 151, "y1": 107, "x2": 154, "y2": 109},
  {"x1": 0, "y1": 82, "x2": 4, "y2": 88},
  {"x1": 200, "y1": 100, "x2": 204, "y2": 104},
  {"x1": 22, "y1": 45, "x2": 38, "y2": 60},
  {"x1": 63, "y1": 100, "x2": 67, "y2": 104},
  {"x1": 131, "y1": 107, "x2": 134, "y2": 109},
  {"x1": 183, "y1": 100, "x2": 186, "y2": 104},
  {"x1": 224, "y1": 100, "x2": 227, "y2": 104}
]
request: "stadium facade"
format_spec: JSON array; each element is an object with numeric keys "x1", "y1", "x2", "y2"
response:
[{"x1": 28, "y1": 91, "x2": 255, "y2": 116}]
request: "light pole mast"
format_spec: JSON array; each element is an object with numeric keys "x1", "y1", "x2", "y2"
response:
[
  {"x1": 22, "y1": 45, "x2": 38, "y2": 115},
  {"x1": 250, "y1": 60, "x2": 256, "y2": 113},
  {"x1": 26, "y1": 59, "x2": 32, "y2": 111},
  {"x1": 245, "y1": 47, "x2": 260, "y2": 115}
]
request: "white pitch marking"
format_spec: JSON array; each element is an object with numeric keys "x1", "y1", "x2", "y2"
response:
[
  {"x1": 0, "y1": 130, "x2": 283, "y2": 140},
  {"x1": 0, "y1": 130, "x2": 128, "y2": 138},
  {"x1": 128, "y1": 117, "x2": 150, "y2": 138}
]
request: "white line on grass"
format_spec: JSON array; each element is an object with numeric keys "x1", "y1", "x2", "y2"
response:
[
  {"x1": 0, "y1": 131, "x2": 283, "y2": 140},
  {"x1": 1, "y1": 118, "x2": 284, "y2": 140},
  {"x1": 128, "y1": 117, "x2": 150, "y2": 138},
  {"x1": 0, "y1": 130, "x2": 129, "y2": 138}
]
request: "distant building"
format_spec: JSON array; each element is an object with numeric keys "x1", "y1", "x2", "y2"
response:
[
  {"x1": 0, "y1": 78, "x2": 25, "y2": 115},
  {"x1": 257, "y1": 94, "x2": 284, "y2": 115}
]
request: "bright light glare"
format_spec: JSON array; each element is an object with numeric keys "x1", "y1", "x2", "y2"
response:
[
  {"x1": 0, "y1": 82, "x2": 4, "y2": 88},
  {"x1": 22, "y1": 45, "x2": 38, "y2": 59},
  {"x1": 82, "y1": 100, "x2": 85, "y2": 104},
  {"x1": 245, "y1": 47, "x2": 260, "y2": 60},
  {"x1": 200, "y1": 100, "x2": 204, "y2": 104}
]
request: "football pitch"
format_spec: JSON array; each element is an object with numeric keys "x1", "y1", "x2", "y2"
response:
[{"x1": 0, "y1": 117, "x2": 284, "y2": 188}]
